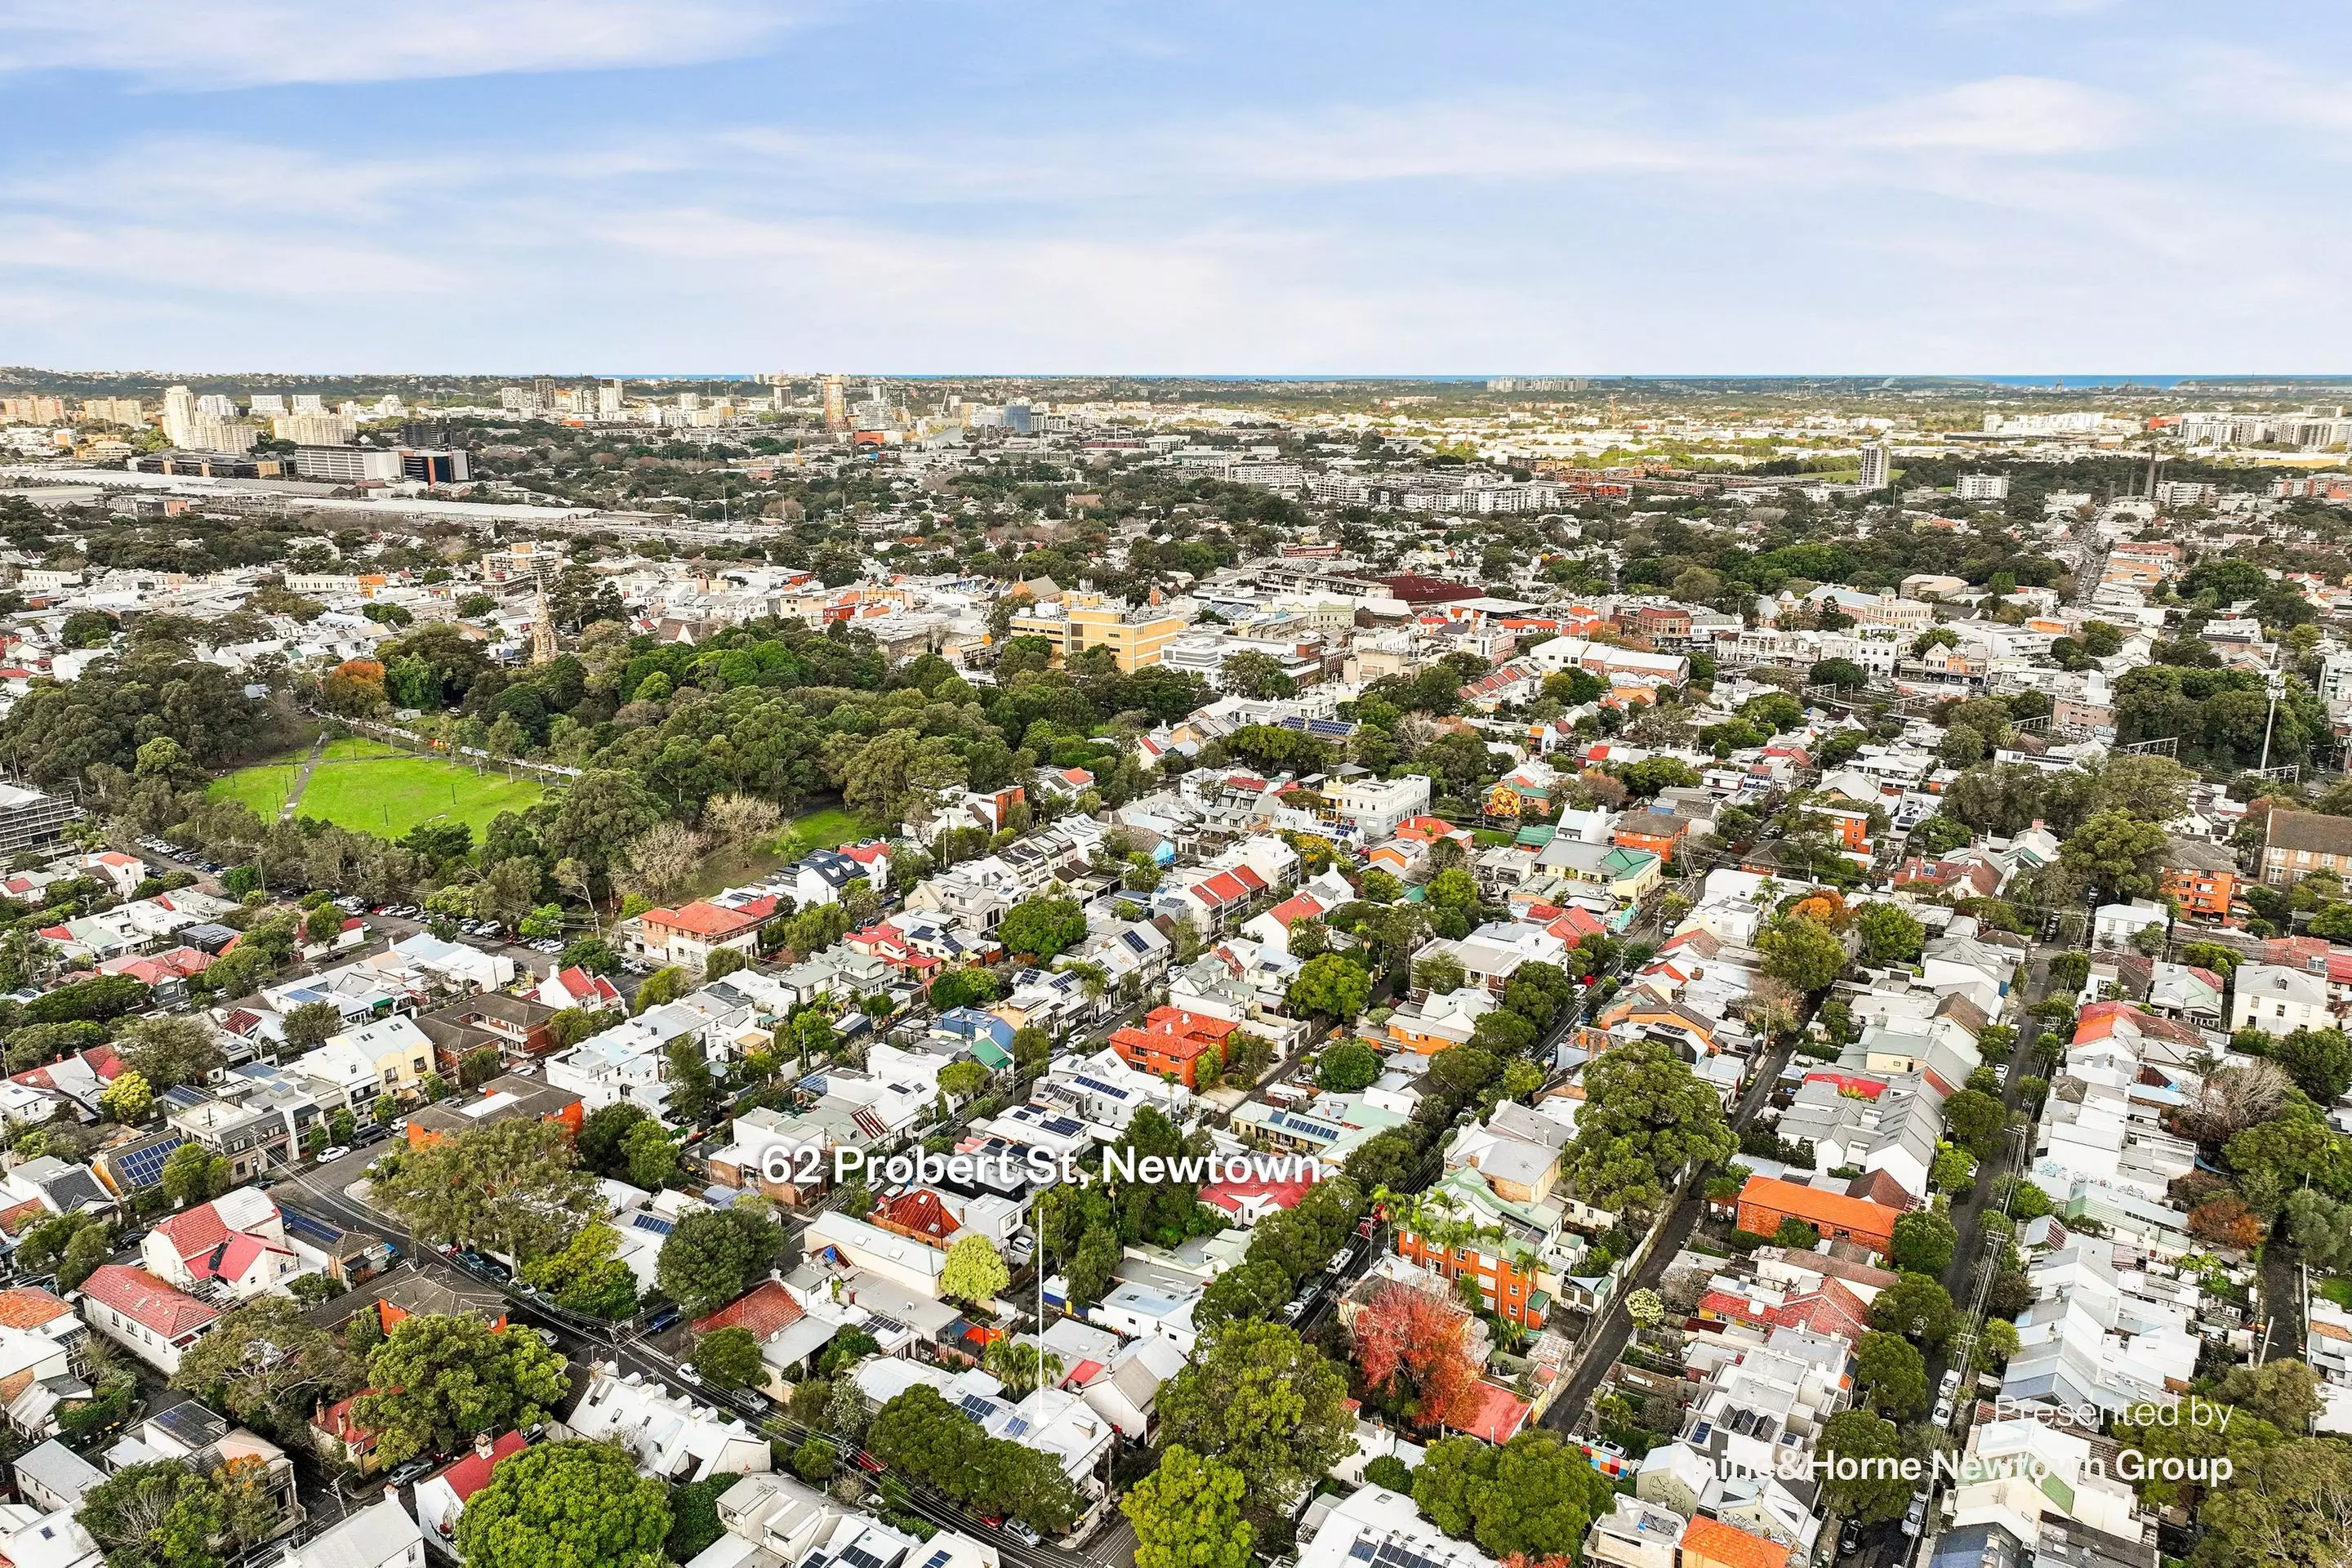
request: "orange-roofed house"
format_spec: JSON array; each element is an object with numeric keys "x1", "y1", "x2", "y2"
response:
[
  {"x1": 1245, "y1": 893, "x2": 1326, "y2": 954},
  {"x1": 1442, "y1": 1379, "x2": 1533, "y2": 1444},
  {"x1": 1681, "y1": 1517, "x2": 1792, "y2": 1568},
  {"x1": 1735, "y1": 1175, "x2": 1901, "y2": 1257},
  {"x1": 622, "y1": 901, "x2": 764, "y2": 971},
  {"x1": 1109, "y1": 1006, "x2": 1240, "y2": 1088}
]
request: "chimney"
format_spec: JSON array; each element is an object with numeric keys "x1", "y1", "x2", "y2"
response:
[{"x1": 474, "y1": 1432, "x2": 495, "y2": 1461}]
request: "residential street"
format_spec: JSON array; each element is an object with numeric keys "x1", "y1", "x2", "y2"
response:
[{"x1": 1539, "y1": 1036, "x2": 1794, "y2": 1440}]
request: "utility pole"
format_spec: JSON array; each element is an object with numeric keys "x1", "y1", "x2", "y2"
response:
[{"x1": 2259, "y1": 667, "x2": 2286, "y2": 775}]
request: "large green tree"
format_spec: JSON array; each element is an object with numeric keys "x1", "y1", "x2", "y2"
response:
[
  {"x1": 1816, "y1": 1410, "x2": 1911, "y2": 1524},
  {"x1": 1853, "y1": 902, "x2": 1926, "y2": 966},
  {"x1": 1123, "y1": 1447, "x2": 1254, "y2": 1568},
  {"x1": 1154, "y1": 1321, "x2": 1352, "y2": 1514},
  {"x1": 172, "y1": 1295, "x2": 360, "y2": 1436},
  {"x1": 1565, "y1": 1040, "x2": 1735, "y2": 1218},
  {"x1": 77, "y1": 1459, "x2": 286, "y2": 1568},
  {"x1": 353, "y1": 1316, "x2": 570, "y2": 1466},
  {"x1": 1852, "y1": 1330, "x2": 1927, "y2": 1418},
  {"x1": 656, "y1": 1205, "x2": 784, "y2": 1317},
  {"x1": 2195, "y1": 1437, "x2": 2352, "y2": 1568},
  {"x1": 1757, "y1": 913, "x2": 1847, "y2": 991},
  {"x1": 996, "y1": 896, "x2": 1088, "y2": 960},
  {"x1": 454, "y1": 1440, "x2": 671, "y2": 1568},
  {"x1": 1410, "y1": 1432, "x2": 1616, "y2": 1561},
  {"x1": 1285, "y1": 953, "x2": 1373, "y2": 1025},
  {"x1": 372, "y1": 1119, "x2": 598, "y2": 1264},
  {"x1": 1889, "y1": 1209, "x2": 1958, "y2": 1276}
]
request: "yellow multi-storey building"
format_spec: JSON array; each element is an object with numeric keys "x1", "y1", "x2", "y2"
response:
[{"x1": 1006, "y1": 592, "x2": 1186, "y2": 672}]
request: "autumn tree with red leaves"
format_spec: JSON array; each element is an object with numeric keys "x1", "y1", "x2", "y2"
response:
[{"x1": 1353, "y1": 1282, "x2": 1479, "y2": 1428}]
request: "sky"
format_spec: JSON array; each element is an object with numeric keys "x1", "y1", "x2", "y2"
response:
[{"x1": 4, "y1": 1, "x2": 2350, "y2": 375}]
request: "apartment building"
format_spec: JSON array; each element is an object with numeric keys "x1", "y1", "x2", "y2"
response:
[
  {"x1": 2260, "y1": 806, "x2": 2352, "y2": 887},
  {"x1": 1007, "y1": 593, "x2": 1187, "y2": 672}
]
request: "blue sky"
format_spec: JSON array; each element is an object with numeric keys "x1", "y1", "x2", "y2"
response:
[{"x1": 3, "y1": 1, "x2": 2347, "y2": 374}]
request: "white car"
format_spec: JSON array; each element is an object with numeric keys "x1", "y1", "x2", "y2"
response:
[{"x1": 318, "y1": 1146, "x2": 350, "y2": 1163}]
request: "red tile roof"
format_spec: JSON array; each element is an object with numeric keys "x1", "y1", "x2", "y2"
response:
[
  {"x1": 693, "y1": 1279, "x2": 808, "y2": 1339},
  {"x1": 643, "y1": 902, "x2": 762, "y2": 938},
  {"x1": 429, "y1": 1431, "x2": 527, "y2": 1503},
  {"x1": 1264, "y1": 893, "x2": 1324, "y2": 928},
  {"x1": 1442, "y1": 1379, "x2": 1532, "y2": 1444},
  {"x1": 1683, "y1": 1517, "x2": 1792, "y2": 1568},
  {"x1": 0, "y1": 1286, "x2": 71, "y2": 1329},
  {"x1": 78, "y1": 1265, "x2": 219, "y2": 1339},
  {"x1": 1737, "y1": 1176, "x2": 1902, "y2": 1240},
  {"x1": 875, "y1": 1188, "x2": 960, "y2": 1241}
]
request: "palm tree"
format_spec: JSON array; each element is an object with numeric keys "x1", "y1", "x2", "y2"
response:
[{"x1": 981, "y1": 1339, "x2": 1063, "y2": 1399}]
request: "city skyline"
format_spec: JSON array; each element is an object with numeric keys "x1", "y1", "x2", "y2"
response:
[{"x1": 5, "y1": 2, "x2": 2350, "y2": 372}]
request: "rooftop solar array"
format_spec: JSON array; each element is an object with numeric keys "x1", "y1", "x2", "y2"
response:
[
  {"x1": 630, "y1": 1213, "x2": 675, "y2": 1236},
  {"x1": 277, "y1": 1206, "x2": 345, "y2": 1246},
  {"x1": 111, "y1": 1135, "x2": 191, "y2": 1191}
]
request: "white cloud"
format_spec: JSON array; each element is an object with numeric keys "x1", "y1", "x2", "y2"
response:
[
  {"x1": 2186, "y1": 50, "x2": 2352, "y2": 136},
  {"x1": 1802, "y1": 75, "x2": 2136, "y2": 156},
  {"x1": 0, "y1": 0, "x2": 813, "y2": 87}
]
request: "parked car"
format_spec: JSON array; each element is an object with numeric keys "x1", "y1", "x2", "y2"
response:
[
  {"x1": 1933, "y1": 1396, "x2": 1955, "y2": 1424},
  {"x1": 645, "y1": 1307, "x2": 684, "y2": 1334},
  {"x1": 1004, "y1": 1522, "x2": 1042, "y2": 1548},
  {"x1": 1900, "y1": 1500, "x2": 1925, "y2": 1538},
  {"x1": 676, "y1": 1364, "x2": 702, "y2": 1384},
  {"x1": 317, "y1": 1146, "x2": 350, "y2": 1164}
]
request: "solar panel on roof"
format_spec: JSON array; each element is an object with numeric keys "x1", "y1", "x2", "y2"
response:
[
  {"x1": 1348, "y1": 1541, "x2": 1379, "y2": 1562},
  {"x1": 630, "y1": 1213, "x2": 675, "y2": 1236},
  {"x1": 957, "y1": 1393, "x2": 997, "y2": 1421},
  {"x1": 1001, "y1": 1415, "x2": 1029, "y2": 1437},
  {"x1": 278, "y1": 1207, "x2": 342, "y2": 1245},
  {"x1": 114, "y1": 1136, "x2": 189, "y2": 1190},
  {"x1": 1121, "y1": 930, "x2": 1149, "y2": 953},
  {"x1": 152, "y1": 1402, "x2": 228, "y2": 1447}
]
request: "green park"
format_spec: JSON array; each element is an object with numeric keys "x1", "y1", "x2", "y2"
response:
[{"x1": 212, "y1": 737, "x2": 546, "y2": 840}]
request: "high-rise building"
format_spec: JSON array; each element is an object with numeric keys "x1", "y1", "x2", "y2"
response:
[
  {"x1": 161, "y1": 385, "x2": 255, "y2": 453},
  {"x1": 1858, "y1": 443, "x2": 1891, "y2": 491},
  {"x1": 161, "y1": 386, "x2": 198, "y2": 447},
  {"x1": 400, "y1": 449, "x2": 470, "y2": 484},
  {"x1": 196, "y1": 394, "x2": 237, "y2": 419},
  {"x1": 1955, "y1": 473, "x2": 2009, "y2": 501},
  {"x1": 248, "y1": 394, "x2": 287, "y2": 417},
  {"x1": 79, "y1": 397, "x2": 143, "y2": 425},
  {"x1": 274, "y1": 412, "x2": 357, "y2": 445},
  {"x1": 598, "y1": 380, "x2": 623, "y2": 416},
  {"x1": 822, "y1": 373, "x2": 847, "y2": 430},
  {"x1": 291, "y1": 446, "x2": 403, "y2": 482}
]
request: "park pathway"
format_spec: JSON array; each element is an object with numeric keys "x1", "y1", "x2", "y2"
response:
[{"x1": 278, "y1": 733, "x2": 328, "y2": 820}]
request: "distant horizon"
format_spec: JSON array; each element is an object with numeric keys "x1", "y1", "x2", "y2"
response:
[{"x1": 16, "y1": 370, "x2": 2352, "y2": 389}]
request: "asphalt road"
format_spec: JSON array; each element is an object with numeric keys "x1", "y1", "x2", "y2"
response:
[{"x1": 1540, "y1": 1034, "x2": 1794, "y2": 1440}]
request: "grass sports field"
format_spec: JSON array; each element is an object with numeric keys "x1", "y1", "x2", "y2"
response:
[{"x1": 212, "y1": 737, "x2": 545, "y2": 840}]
